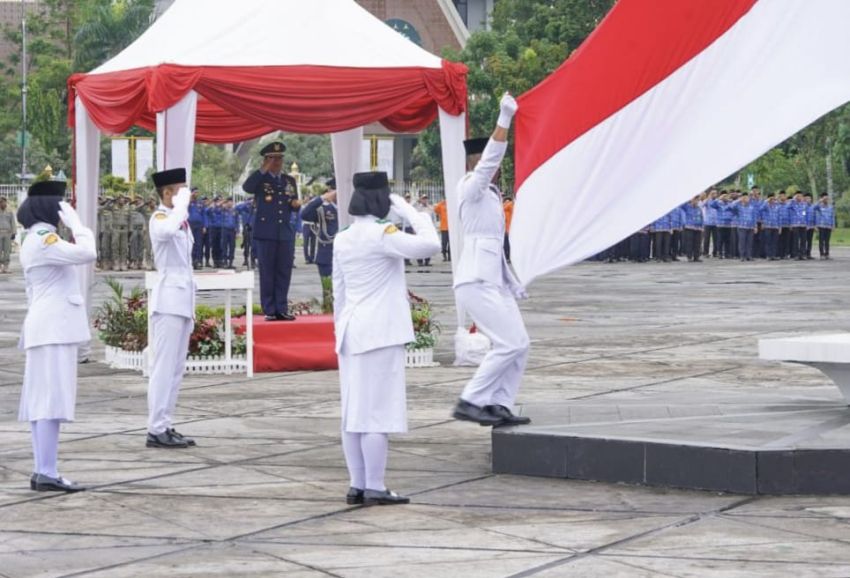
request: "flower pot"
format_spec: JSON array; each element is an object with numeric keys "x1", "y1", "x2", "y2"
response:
[{"x1": 405, "y1": 347, "x2": 440, "y2": 368}]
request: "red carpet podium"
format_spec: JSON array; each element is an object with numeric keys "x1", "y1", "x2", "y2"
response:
[{"x1": 234, "y1": 314, "x2": 338, "y2": 373}]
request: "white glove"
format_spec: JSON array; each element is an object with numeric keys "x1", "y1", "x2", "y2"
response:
[
  {"x1": 497, "y1": 92, "x2": 518, "y2": 129},
  {"x1": 389, "y1": 193, "x2": 419, "y2": 223},
  {"x1": 57, "y1": 201, "x2": 83, "y2": 232},
  {"x1": 173, "y1": 186, "x2": 191, "y2": 211}
]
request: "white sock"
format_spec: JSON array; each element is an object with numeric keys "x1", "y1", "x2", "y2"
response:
[
  {"x1": 30, "y1": 421, "x2": 39, "y2": 474},
  {"x1": 341, "y1": 431, "x2": 365, "y2": 489},
  {"x1": 34, "y1": 419, "x2": 60, "y2": 478},
  {"x1": 361, "y1": 433, "x2": 389, "y2": 492}
]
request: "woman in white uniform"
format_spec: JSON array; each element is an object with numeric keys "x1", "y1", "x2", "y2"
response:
[
  {"x1": 333, "y1": 172, "x2": 440, "y2": 506},
  {"x1": 17, "y1": 181, "x2": 97, "y2": 492}
]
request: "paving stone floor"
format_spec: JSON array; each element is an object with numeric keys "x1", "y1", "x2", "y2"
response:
[{"x1": 2, "y1": 248, "x2": 850, "y2": 577}]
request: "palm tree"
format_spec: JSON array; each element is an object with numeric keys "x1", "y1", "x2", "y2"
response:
[{"x1": 73, "y1": 0, "x2": 155, "y2": 72}]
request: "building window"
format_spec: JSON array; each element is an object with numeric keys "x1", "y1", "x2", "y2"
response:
[{"x1": 453, "y1": 0, "x2": 468, "y2": 25}]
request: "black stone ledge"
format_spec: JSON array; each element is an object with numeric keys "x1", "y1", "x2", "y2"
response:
[{"x1": 492, "y1": 429, "x2": 850, "y2": 495}]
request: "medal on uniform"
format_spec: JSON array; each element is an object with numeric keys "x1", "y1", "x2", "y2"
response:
[{"x1": 265, "y1": 195, "x2": 273, "y2": 202}]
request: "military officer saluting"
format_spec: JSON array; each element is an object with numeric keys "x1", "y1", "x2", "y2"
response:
[
  {"x1": 242, "y1": 141, "x2": 302, "y2": 321},
  {"x1": 301, "y1": 177, "x2": 338, "y2": 311},
  {"x1": 146, "y1": 168, "x2": 196, "y2": 449}
]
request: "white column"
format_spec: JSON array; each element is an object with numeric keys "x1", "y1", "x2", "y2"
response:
[
  {"x1": 74, "y1": 96, "x2": 101, "y2": 362},
  {"x1": 156, "y1": 90, "x2": 198, "y2": 179},
  {"x1": 438, "y1": 107, "x2": 466, "y2": 329},
  {"x1": 331, "y1": 126, "x2": 364, "y2": 229}
]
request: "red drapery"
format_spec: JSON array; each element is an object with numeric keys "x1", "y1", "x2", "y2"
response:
[{"x1": 68, "y1": 61, "x2": 467, "y2": 140}]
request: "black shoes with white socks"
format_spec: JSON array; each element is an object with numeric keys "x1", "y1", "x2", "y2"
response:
[
  {"x1": 451, "y1": 399, "x2": 532, "y2": 427},
  {"x1": 346, "y1": 487, "x2": 410, "y2": 506},
  {"x1": 30, "y1": 473, "x2": 85, "y2": 493}
]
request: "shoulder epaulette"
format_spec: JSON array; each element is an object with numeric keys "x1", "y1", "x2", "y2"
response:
[{"x1": 154, "y1": 212, "x2": 167, "y2": 220}]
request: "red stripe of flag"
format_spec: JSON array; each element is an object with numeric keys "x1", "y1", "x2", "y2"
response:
[{"x1": 515, "y1": 0, "x2": 758, "y2": 191}]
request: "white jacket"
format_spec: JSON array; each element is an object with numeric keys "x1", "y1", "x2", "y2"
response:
[
  {"x1": 453, "y1": 139, "x2": 523, "y2": 295},
  {"x1": 19, "y1": 223, "x2": 97, "y2": 349},
  {"x1": 333, "y1": 212, "x2": 439, "y2": 355},
  {"x1": 149, "y1": 203, "x2": 195, "y2": 318}
]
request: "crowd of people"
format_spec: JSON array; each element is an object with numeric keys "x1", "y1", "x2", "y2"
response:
[{"x1": 595, "y1": 188, "x2": 838, "y2": 263}]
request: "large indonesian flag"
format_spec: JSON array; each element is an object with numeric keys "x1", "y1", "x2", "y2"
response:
[{"x1": 511, "y1": 0, "x2": 850, "y2": 286}]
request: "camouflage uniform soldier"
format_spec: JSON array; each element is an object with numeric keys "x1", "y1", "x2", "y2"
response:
[
  {"x1": 129, "y1": 198, "x2": 147, "y2": 269},
  {"x1": 98, "y1": 198, "x2": 114, "y2": 270},
  {"x1": 0, "y1": 197, "x2": 15, "y2": 273},
  {"x1": 111, "y1": 196, "x2": 131, "y2": 271}
]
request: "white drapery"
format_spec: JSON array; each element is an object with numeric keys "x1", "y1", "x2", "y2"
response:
[
  {"x1": 73, "y1": 97, "x2": 101, "y2": 361},
  {"x1": 155, "y1": 90, "x2": 197, "y2": 181},
  {"x1": 331, "y1": 126, "x2": 365, "y2": 230}
]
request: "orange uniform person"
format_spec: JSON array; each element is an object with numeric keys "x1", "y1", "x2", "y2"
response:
[
  {"x1": 503, "y1": 196, "x2": 514, "y2": 263},
  {"x1": 433, "y1": 198, "x2": 450, "y2": 261}
]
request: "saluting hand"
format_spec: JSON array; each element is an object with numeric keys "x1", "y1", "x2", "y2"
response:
[
  {"x1": 58, "y1": 201, "x2": 83, "y2": 232},
  {"x1": 497, "y1": 92, "x2": 518, "y2": 129},
  {"x1": 173, "y1": 187, "x2": 191, "y2": 211}
]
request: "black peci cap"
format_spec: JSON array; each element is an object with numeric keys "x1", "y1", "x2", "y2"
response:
[
  {"x1": 349, "y1": 171, "x2": 391, "y2": 219},
  {"x1": 28, "y1": 180, "x2": 66, "y2": 197},
  {"x1": 463, "y1": 137, "x2": 488, "y2": 156},
  {"x1": 152, "y1": 168, "x2": 186, "y2": 188}
]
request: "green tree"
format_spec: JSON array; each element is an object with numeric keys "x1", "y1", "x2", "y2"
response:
[
  {"x1": 411, "y1": 0, "x2": 614, "y2": 183},
  {"x1": 192, "y1": 144, "x2": 243, "y2": 196}
]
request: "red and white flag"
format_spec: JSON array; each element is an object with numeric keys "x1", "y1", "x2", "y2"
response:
[{"x1": 511, "y1": 0, "x2": 850, "y2": 286}]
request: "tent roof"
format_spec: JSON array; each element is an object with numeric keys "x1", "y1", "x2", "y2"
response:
[
  {"x1": 69, "y1": 0, "x2": 467, "y2": 140},
  {"x1": 94, "y1": 0, "x2": 443, "y2": 74}
]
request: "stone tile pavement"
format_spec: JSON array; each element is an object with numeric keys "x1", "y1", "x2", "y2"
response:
[{"x1": 1, "y1": 249, "x2": 850, "y2": 577}]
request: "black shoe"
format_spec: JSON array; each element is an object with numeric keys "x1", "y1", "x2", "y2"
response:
[
  {"x1": 486, "y1": 404, "x2": 532, "y2": 426},
  {"x1": 363, "y1": 488, "x2": 409, "y2": 506},
  {"x1": 146, "y1": 430, "x2": 189, "y2": 449},
  {"x1": 451, "y1": 399, "x2": 502, "y2": 426},
  {"x1": 264, "y1": 315, "x2": 278, "y2": 321},
  {"x1": 168, "y1": 428, "x2": 196, "y2": 446},
  {"x1": 30, "y1": 473, "x2": 36, "y2": 490},
  {"x1": 346, "y1": 487, "x2": 365, "y2": 505},
  {"x1": 275, "y1": 313, "x2": 296, "y2": 321},
  {"x1": 34, "y1": 473, "x2": 85, "y2": 493}
]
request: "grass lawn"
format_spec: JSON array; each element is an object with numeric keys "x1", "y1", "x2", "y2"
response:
[{"x1": 829, "y1": 228, "x2": 850, "y2": 246}]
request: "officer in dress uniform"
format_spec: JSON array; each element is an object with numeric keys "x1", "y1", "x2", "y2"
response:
[
  {"x1": 146, "y1": 168, "x2": 196, "y2": 449},
  {"x1": 0, "y1": 197, "x2": 15, "y2": 273},
  {"x1": 242, "y1": 141, "x2": 302, "y2": 321},
  {"x1": 301, "y1": 178, "x2": 338, "y2": 311},
  {"x1": 17, "y1": 181, "x2": 97, "y2": 491},
  {"x1": 220, "y1": 197, "x2": 238, "y2": 268},
  {"x1": 333, "y1": 171, "x2": 440, "y2": 506},
  {"x1": 235, "y1": 197, "x2": 255, "y2": 269},
  {"x1": 188, "y1": 188, "x2": 206, "y2": 269},
  {"x1": 451, "y1": 93, "x2": 532, "y2": 428}
]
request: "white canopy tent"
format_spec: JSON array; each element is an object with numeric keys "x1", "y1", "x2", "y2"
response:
[{"x1": 69, "y1": 0, "x2": 469, "y2": 338}]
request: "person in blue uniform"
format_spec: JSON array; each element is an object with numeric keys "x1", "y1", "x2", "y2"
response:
[
  {"x1": 777, "y1": 191, "x2": 791, "y2": 258},
  {"x1": 760, "y1": 193, "x2": 782, "y2": 260},
  {"x1": 804, "y1": 192, "x2": 816, "y2": 259},
  {"x1": 302, "y1": 196, "x2": 317, "y2": 264},
  {"x1": 814, "y1": 193, "x2": 835, "y2": 259},
  {"x1": 206, "y1": 196, "x2": 223, "y2": 268},
  {"x1": 787, "y1": 191, "x2": 807, "y2": 260},
  {"x1": 668, "y1": 205, "x2": 684, "y2": 261},
  {"x1": 188, "y1": 188, "x2": 206, "y2": 270},
  {"x1": 701, "y1": 189, "x2": 718, "y2": 257},
  {"x1": 301, "y1": 178, "x2": 339, "y2": 311},
  {"x1": 709, "y1": 191, "x2": 733, "y2": 258},
  {"x1": 200, "y1": 197, "x2": 212, "y2": 267},
  {"x1": 682, "y1": 197, "x2": 703, "y2": 262},
  {"x1": 242, "y1": 141, "x2": 302, "y2": 321},
  {"x1": 651, "y1": 212, "x2": 671, "y2": 262},
  {"x1": 729, "y1": 191, "x2": 757, "y2": 261},
  {"x1": 220, "y1": 197, "x2": 238, "y2": 268},
  {"x1": 235, "y1": 197, "x2": 256, "y2": 269}
]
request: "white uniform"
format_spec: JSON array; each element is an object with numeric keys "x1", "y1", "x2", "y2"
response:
[
  {"x1": 18, "y1": 222, "x2": 96, "y2": 421},
  {"x1": 333, "y1": 213, "x2": 439, "y2": 432},
  {"x1": 454, "y1": 138, "x2": 530, "y2": 409},
  {"x1": 147, "y1": 202, "x2": 195, "y2": 435}
]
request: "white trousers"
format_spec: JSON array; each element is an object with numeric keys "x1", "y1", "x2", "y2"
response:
[
  {"x1": 455, "y1": 281, "x2": 530, "y2": 409},
  {"x1": 148, "y1": 313, "x2": 193, "y2": 435}
]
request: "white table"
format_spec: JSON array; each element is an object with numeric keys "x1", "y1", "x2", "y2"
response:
[
  {"x1": 759, "y1": 333, "x2": 850, "y2": 404},
  {"x1": 145, "y1": 271, "x2": 254, "y2": 377}
]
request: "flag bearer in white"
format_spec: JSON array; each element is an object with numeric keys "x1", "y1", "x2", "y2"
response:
[
  {"x1": 451, "y1": 93, "x2": 532, "y2": 428},
  {"x1": 146, "y1": 168, "x2": 197, "y2": 449},
  {"x1": 333, "y1": 171, "x2": 440, "y2": 506},
  {"x1": 17, "y1": 181, "x2": 97, "y2": 492}
]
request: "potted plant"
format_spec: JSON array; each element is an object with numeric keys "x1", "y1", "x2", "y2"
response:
[{"x1": 406, "y1": 290, "x2": 440, "y2": 367}]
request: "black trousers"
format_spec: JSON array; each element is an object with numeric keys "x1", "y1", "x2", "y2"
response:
[
  {"x1": 210, "y1": 226, "x2": 223, "y2": 265},
  {"x1": 653, "y1": 231, "x2": 671, "y2": 261},
  {"x1": 441, "y1": 230, "x2": 450, "y2": 260},
  {"x1": 255, "y1": 239, "x2": 294, "y2": 316},
  {"x1": 303, "y1": 226, "x2": 317, "y2": 262},
  {"x1": 684, "y1": 229, "x2": 702, "y2": 260},
  {"x1": 763, "y1": 228, "x2": 779, "y2": 259},
  {"x1": 670, "y1": 230, "x2": 682, "y2": 258},
  {"x1": 702, "y1": 225, "x2": 716, "y2": 256},
  {"x1": 805, "y1": 228, "x2": 815, "y2": 257},
  {"x1": 779, "y1": 228, "x2": 791, "y2": 258},
  {"x1": 242, "y1": 226, "x2": 254, "y2": 265},
  {"x1": 791, "y1": 227, "x2": 805, "y2": 258},
  {"x1": 503, "y1": 234, "x2": 511, "y2": 262},
  {"x1": 737, "y1": 228, "x2": 754, "y2": 260},
  {"x1": 729, "y1": 227, "x2": 739, "y2": 258},
  {"x1": 818, "y1": 227, "x2": 832, "y2": 256},
  {"x1": 718, "y1": 227, "x2": 731, "y2": 258},
  {"x1": 190, "y1": 224, "x2": 204, "y2": 266}
]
